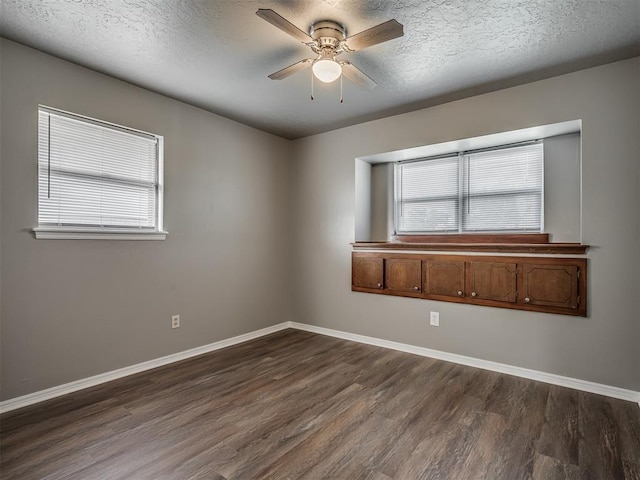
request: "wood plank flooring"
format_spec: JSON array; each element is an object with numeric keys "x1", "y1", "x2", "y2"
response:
[{"x1": 1, "y1": 329, "x2": 639, "y2": 479}]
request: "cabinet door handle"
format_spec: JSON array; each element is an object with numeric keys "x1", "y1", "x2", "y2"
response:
[
  {"x1": 471, "y1": 292, "x2": 477, "y2": 297},
  {"x1": 414, "y1": 286, "x2": 420, "y2": 291},
  {"x1": 457, "y1": 290, "x2": 464, "y2": 296},
  {"x1": 524, "y1": 297, "x2": 531, "y2": 303},
  {"x1": 377, "y1": 283, "x2": 382, "y2": 288}
]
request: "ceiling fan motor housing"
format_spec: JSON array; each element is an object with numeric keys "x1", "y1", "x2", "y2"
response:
[{"x1": 310, "y1": 21, "x2": 346, "y2": 51}]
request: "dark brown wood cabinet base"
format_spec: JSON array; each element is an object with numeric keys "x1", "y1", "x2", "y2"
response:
[{"x1": 352, "y1": 252, "x2": 587, "y2": 316}]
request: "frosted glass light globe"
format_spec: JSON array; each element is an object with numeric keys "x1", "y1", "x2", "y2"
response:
[{"x1": 312, "y1": 59, "x2": 342, "y2": 83}]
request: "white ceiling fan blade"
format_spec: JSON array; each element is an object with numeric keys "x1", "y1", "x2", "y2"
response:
[
  {"x1": 344, "y1": 19, "x2": 404, "y2": 52},
  {"x1": 256, "y1": 9, "x2": 313, "y2": 44},
  {"x1": 268, "y1": 59, "x2": 314, "y2": 80},
  {"x1": 340, "y1": 61, "x2": 377, "y2": 89}
]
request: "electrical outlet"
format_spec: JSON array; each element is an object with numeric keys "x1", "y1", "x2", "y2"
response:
[
  {"x1": 171, "y1": 315, "x2": 180, "y2": 329},
  {"x1": 430, "y1": 311, "x2": 440, "y2": 327}
]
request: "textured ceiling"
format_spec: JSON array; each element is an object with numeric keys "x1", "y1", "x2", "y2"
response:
[{"x1": 1, "y1": 0, "x2": 639, "y2": 139}]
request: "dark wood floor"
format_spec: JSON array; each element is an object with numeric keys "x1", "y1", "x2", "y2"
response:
[{"x1": 1, "y1": 329, "x2": 639, "y2": 480}]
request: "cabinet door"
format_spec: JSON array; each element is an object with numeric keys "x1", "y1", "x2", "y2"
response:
[
  {"x1": 468, "y1": 261, "x2": 517, "y2": 303},
  {"x1": 424, "y1": 259, "x2": 465, "y2": 299},
  {"x1": 521, "y1": 264, "x2": 579, "y2": 309},
  {"x1": 352, "y1": 254, "x2": 384, "y2": 290},
  {"x1": 385, "y1": 258, "x2": 422, "y2": 293}
]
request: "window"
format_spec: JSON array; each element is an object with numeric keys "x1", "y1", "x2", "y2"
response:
[
  {"x1": 34, "y1": 106, "x2": 166, "y2": 240},
  {"x1": 395, "y1": 142, "x2": 543, "y2": 234}
]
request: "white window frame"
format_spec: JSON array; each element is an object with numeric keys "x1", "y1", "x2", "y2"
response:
[
  {"x1": 394, "y1": 141, "x2": 544, "y2": 235},
  {"x1": 33, "y1": 106, "x2": 167, "y2": 240}
]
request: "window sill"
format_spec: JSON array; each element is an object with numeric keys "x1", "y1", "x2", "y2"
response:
[
  {"x1": 352, "y1": 241, "x2": 588, "y2": 254},
  {"x1": 392, "y1": 233, "x2": 551, "y2": 244},
  {"x1": 351, "y1": 233, "x2": 589, "y2": 254},
  {"x1": 33, "y1": 227, "x2": 168, "y2": 240}
]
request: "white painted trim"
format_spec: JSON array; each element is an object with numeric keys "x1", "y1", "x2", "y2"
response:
[
  {"x1": 2, "y1": 320, "x2": 638, "y2": 413},
  {"x1": 0, "y1": 322, "x2": 289, "y2": 414},
  {"x1": 33, "y1": 228, "x2": 168, "y2": 240},
  {"x1": 289, "y1": 322, "x2": 640, "y2": 404}
]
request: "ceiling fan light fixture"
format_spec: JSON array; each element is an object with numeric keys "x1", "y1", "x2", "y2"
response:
[
  {"x1": 257, "y1": 9, "x2": 404, "y2": 89},
  {"x1": 312, "y1": 59, "x2": 342, "y2": 83}
]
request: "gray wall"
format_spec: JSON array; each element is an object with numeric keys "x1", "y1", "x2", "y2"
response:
[
  {"x1": 354, "y1": 159, "x2": 372, "y2": 242},
  {"x1": 544, "y1": 133, "x2": 581, "y2": 243},
  {"x1": 1, "y1": 39, "x2": 638, "y2": 401},
  {"x1": 291, "y1": 58, "x2": 640, "y2": 391},
  {"x1": 370, "y1": 162, "x2": 394, "y2": 242},
  {"x1": 0, "y1": 40, "x2": 292, "y2": 400}
]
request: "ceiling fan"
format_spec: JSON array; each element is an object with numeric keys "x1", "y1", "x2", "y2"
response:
[{"x1": 256, "y1": 9, "x2": 404, "y2": 90}]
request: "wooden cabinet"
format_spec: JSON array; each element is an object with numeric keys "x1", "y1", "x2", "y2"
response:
[
  {"x1": 352, "y1": 252, "x2": 587, "y2": 316},
  {"x1": 423, "y1": 258, "x2": 465, "y2": 300},
  {"x1": 468, "y1": 261, "x2": 517, "y2": 303},
  {"x1": 386, "y1": 258, "x2": 422, "y2": 293},
  {"x1": 352, "y1": 253, "x2": 423, "y2": 297},
  {"x1": 520, "y1": 261, "x2": 583, "y2": 314},
  {"x1": 352, "y1": 255, "x2": 383, "y2": 290}
]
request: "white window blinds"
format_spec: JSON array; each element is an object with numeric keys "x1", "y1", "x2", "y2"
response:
[
  {"x1": 395, "y1": 155, "x2": 460, "y2": 233},
  {"x1": 37, "y1": 107, "x2": 161, "y2": 231},
  {"x1": 395, "y1": 142, "x2": 543, "y2": 234},
  {"x1": 462, "y1": 143, "x2": 543, "y2": 232}
]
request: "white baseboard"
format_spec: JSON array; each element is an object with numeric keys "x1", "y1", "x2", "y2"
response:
[
  {"x1": 0, "y1": 322, "x2": 290, "y2": 414},
  {"x1": 2, "y1": 320, "x2": 638, "y2": 413},
  {"x1": 290, "y1": 322, "x2": 640, "y2": 405}
]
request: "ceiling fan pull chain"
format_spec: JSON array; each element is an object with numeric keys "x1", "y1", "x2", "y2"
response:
[{"x1": 340, "y1": 74, "x2": 344, "y2": 103}]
